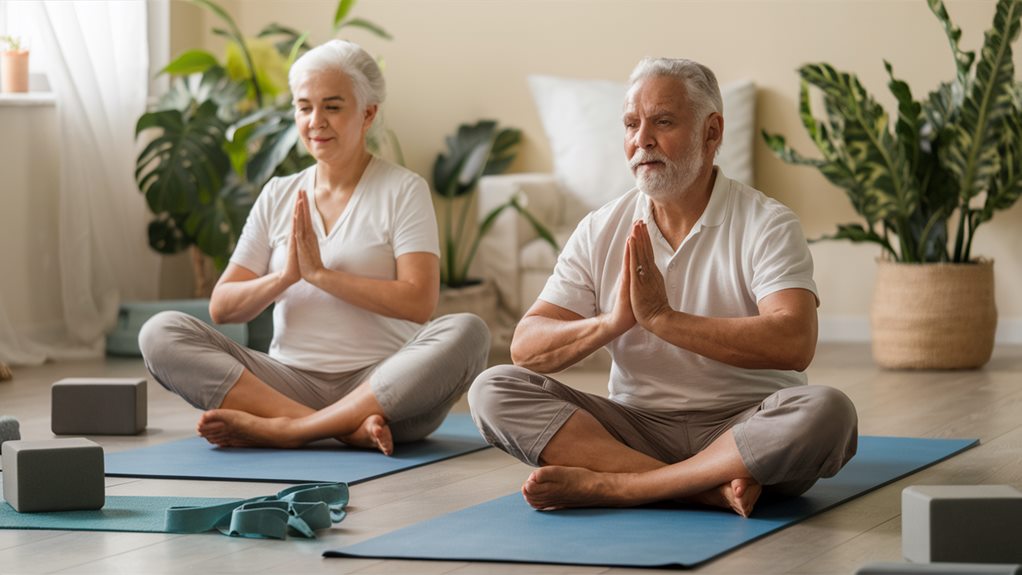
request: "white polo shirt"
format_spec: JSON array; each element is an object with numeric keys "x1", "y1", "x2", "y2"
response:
[
  {"x1": 539, "y1": 168, "x2": 818, "y2": 412},
  {"x1": 231, "y1": 157, "x2": 440, "y2": 373}
]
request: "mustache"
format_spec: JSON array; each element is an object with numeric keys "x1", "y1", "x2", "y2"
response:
[{"x1": 629, "y1": 150, "x2": 671, "y2": 171}]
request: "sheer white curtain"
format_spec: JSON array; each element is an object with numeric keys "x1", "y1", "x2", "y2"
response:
[{"x1": 0, "y1": 1, "x2": 159, "y2": 365}]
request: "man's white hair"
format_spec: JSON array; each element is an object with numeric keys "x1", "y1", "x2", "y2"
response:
[
  {"x1": 628, "y1": 57, "x2": 722, "y2": 125},
  {"x1": 288, "y1": 39, "x2": 386, "y2": 111}
]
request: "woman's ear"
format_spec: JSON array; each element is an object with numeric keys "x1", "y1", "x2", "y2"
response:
[{"x1": 363, "y1": 104, "x2": 379, "y2": 130}]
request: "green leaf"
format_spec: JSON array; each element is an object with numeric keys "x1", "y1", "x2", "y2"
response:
[
  {"x1": 247, "y1": 121, "x2": 300, "y2": 186},
  {"x1": 338, "y1": 17, "x2": 392, "y2": 40},
  {"x1": 162, "y1": 50, "x2": 219, "y2": 76},
  {"x1": 927, "y1": 0, "x2": 977, "y2": 88},
  {"x1": 816, "y1": 223, "x2": 898, "y2": 260},
  {"x1": 333, "y1": 0, "x2": 357, "y2": 30},
  {"x1": 193, "y1": 0, "x2": 264, "y2": 106},
  {"x1": 135, "y1": 99, "x2": 232, "y2": 252},
  {"x1": 287, "y1": 33, "x2": 310, "y2": 66}
]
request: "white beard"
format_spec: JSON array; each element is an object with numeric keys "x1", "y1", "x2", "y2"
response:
[{"x1": 630, "y1": 140, "x2": 704, "y2": 202}]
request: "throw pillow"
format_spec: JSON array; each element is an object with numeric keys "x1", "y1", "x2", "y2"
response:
[{"x1": 529, "y1": 74, "x2": 755, "y2": 220}]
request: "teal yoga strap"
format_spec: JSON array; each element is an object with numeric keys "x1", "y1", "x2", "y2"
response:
[{"x1": 165, "y1": 482, "x2": 348, "y2": 539}]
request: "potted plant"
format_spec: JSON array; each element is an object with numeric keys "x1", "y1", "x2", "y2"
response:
[
  {"x1": 0, "y1": 35, "x2": 29, "y2": 93},
  {"x1": 132, "y1": 0, "x2": 389, "y2": 352},
  {"x1": 431, "y1": 120, "x2": 558, "y2": 323},
  {"x1": 763, "y1": 0, "x2": 1022, "y2": 369}
]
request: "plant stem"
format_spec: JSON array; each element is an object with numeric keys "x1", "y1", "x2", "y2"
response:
[{"x1": 952, "y1": 206, "x2": 968, "y2": 263}]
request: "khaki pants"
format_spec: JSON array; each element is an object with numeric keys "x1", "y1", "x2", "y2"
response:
[{"x1": 468, "y1": 365, "x2": 858, "y2": 496}]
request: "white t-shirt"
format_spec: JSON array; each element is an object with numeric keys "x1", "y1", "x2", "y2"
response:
[
  {"x1": 231, "y1": 157, "x2": 440, "y2": 373},
  {"x1": 539, "y1": 168, "x2": 818, "y2": 412}
]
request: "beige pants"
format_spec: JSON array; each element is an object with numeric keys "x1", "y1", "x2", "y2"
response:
[
  {"x1": 468, "y1": 365, "x2": 858, "y2": 496},
  {"x1": 140, "y1": 311, "x2": 490, "y2": 443}
]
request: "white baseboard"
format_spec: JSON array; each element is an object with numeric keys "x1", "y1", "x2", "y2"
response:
[{"x1": 819, "y1": 316, "x2": 1022, "y2": 344}]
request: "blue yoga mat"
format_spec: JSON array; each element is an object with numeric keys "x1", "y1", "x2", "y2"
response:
[
  {"x1": 325, "y1": 436, "x2": 977, "y2": 568},
  {"x1": 105, "y1": 413, "x2": 488, "y2": 484},
  {"x1": 0, "y1": 496, "x2": 237, "y2": 532}
]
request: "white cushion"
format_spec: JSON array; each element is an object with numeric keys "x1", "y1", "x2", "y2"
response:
[{"x1": 529, "y1": 75, "x2": 755, "y2": 222}]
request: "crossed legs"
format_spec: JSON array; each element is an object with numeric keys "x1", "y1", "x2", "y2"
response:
[
  {"x1": 524, "y1": 408, "x2": 761, "y2": 516},
  {"x1": 470, "y1": 365, "x2": 857, "y2": 517},
  {"x1": 140, "y1": 311, "x2": 491, "y2": 455},
  {"x1": 197, "y1": 369, "x2": 394, "y2": 453}
]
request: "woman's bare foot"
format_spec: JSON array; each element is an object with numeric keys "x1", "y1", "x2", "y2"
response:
[
  {"x1": 521, "y1": 466, "x2": 639, "y2": 510},
  {"x1": 691, "y1": 477, "x2": 762, "y2": 517},
  {"x1": 338, "y1": 414, "x2": 394, "y2": 455},
  {"x1": 197, "y1": 409, "x2": 306, "y2": 448}
]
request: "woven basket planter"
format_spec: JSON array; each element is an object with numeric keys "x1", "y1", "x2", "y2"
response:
[{"x1": 871, "y1": 259, "x2": 997, "y2": 369}]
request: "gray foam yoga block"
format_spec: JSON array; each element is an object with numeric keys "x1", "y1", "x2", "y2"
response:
[
  {"x1": 2, "y1": 438, "x2": 104, "y2": 512},
  {"x1": 903, "y1": 485, "x2": 1022, "y2": 564},
  {"x1": 51, "y1": 378, "x2": 147, "y2": 435},
  {"x1": 858, "y1": 562, "x2": 1021, "y2": 574},
  {"x1": 0, "y1": 415, "x2": 19, "y2": 445}
]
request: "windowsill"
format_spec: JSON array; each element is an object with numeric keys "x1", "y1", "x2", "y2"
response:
[{"x1": 0, "y1": 92, "x2": 55, "y2": 107}]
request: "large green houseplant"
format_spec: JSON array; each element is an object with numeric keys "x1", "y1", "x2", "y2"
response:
[
  {"x1": 135, "y1": 0, "x2": 390, "y2": 297},
  {"x1": 763, "y1": 0, "x2": 1022, "y2": 368},
  {"x1": 431, "y1": 120, "x2": 558, "y2": 322},
  {"x1": 432, "y1": 120, "x2": 558, "y2": 288}
]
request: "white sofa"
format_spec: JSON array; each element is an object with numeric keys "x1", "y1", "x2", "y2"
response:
[{"x1": 476, "y1": 75, "x2": 757, "y2": 319}]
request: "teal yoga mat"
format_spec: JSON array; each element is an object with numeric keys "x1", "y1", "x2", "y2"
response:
[
  {"x1": 0, "y1": 496, "x2": 237, "y2": 532},
  {"x1": 105, "y1": 413, "x2": 488, "y2": 484},
  {"x1": 325, "y1": 436, "x2": 978, "y2": 568}
]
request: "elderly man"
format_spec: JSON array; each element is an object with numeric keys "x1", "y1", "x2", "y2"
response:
[{"x1": 468, "y1": 58, "x2": 858, "y2": 517}]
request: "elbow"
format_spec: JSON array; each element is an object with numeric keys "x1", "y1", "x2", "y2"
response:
[
  {"x1": 787, "y1": 339, "x2": 816, "y2": 372},
  {"x1": 208, "y1": 301, "x2": 225, "y2": 325},
  {"x1": 410, "y1": 308, "x2": 433, "y2": 325}
]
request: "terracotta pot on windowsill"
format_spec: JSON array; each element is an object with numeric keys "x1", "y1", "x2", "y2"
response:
[{"x1": 1, "y1": 50, "x2": 30, "y2": 93}]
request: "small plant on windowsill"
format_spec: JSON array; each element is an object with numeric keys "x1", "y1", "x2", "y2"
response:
[
  {"x1": 1, "y1": 34, "x2": 30, "y2": 94},
  {"x1": 0, "y1": 35, "x2": 24, "y2": 52}
]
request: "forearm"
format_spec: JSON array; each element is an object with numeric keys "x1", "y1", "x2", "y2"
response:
[
  {"x1": 646, "y1": 310, "x2": 816, "y2": 371},
  {"x1": 210, "y1": 273, "x2": 291, "y2": 324},
  {"x1": 511, "y1": 314, "x2": 623, "y2": 373},
  {"x1": 307, "y1": 268, "x2": 436, "y2": 323}
]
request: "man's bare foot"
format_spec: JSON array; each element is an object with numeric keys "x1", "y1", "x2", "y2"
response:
[
  {"x1": 691, "y1": 477, "x2": 762, "y2": 517},
  {"x1": 521, "y1": 466, "x2": 639, "y2": 510},
  {"x1": 338, "y1": 414, "x2": 394, "y2": 455},
  {"x1": 197, "y1": 409, "x2": 306, "y2": 448}
]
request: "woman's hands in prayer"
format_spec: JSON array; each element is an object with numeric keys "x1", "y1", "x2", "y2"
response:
[{"x1": 282, "y1": 190, "x2": 325, "y2": 287}]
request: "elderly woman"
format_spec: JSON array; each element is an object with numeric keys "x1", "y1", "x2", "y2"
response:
[{"x1": 139, "y1": 40, "x2": 489, "y2": 455}]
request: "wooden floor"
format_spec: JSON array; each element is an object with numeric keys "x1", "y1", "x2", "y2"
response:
[{"x1": 1, "y1": 343, "x2": 1020, "y2": 574}]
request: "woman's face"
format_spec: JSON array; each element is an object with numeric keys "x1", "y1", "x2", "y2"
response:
[{"x1": 292, "y1": 68, "x2": 377, "y2": 166}]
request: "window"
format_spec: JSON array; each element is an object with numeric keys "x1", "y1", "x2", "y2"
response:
[{"x1": 0, "y1": 0, "x2": 170, "y2": 97}]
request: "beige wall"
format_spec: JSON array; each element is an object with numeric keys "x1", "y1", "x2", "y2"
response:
[{"x1": 170, "y1": 0, "x2": 1022, "y2": 335}]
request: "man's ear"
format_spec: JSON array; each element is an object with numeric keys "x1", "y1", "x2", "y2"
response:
[{"x1": 704, "y1": 112, "x2": 724, "y2": 153}]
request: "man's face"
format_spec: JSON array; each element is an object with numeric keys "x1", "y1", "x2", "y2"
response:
[{"x1": 623, "y1": 75, "x2": 707, "y2": 201}]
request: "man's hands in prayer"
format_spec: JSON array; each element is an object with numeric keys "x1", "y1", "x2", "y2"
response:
[
  {"x1": 628, "y1": 220, "x2": 672, "y2": 331},
  {"x1": 605, "y1": 239, "x2": 638, "y2": 337}
]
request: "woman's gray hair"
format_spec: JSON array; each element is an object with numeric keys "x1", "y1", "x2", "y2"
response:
[
  {"x1": 628, "y1": 58, "x2": 722, "y2": 122},
  {"x1": 288, "y1": 39, "x2": 386, "y2": 110}
]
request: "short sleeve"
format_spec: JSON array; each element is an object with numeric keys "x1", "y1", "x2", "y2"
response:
[
  {"x1": 229, "y1": 179, "x2": 275, "y2": 275},
  {"x1": 749, "y1": 209, "x2": 819, "y2": 305},
  {"x1": 391, "y1": 175, "x2": 440, "y2": 258},
  {"x1": 537, "y1": 215, "x2": 598, "y2": 318}
]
